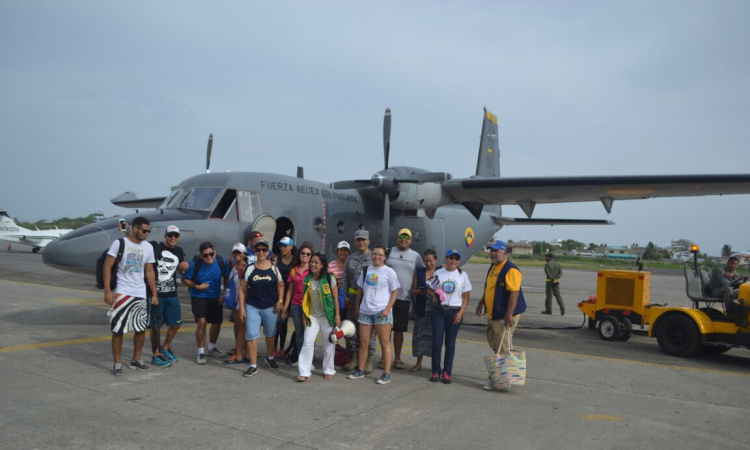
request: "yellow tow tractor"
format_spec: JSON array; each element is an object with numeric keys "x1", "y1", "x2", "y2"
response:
[{"x1": 579, "y1": 245, "x2": 750, "y2": 356}]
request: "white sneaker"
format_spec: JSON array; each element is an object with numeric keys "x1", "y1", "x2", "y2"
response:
[
  {"x1": 196, "y1": 353, "x2": 206, "y2": 365},
  {"x1": 483, "y1": 378, "x2": 494, "y2": 391}
]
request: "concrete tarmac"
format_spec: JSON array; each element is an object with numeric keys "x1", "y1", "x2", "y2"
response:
[{"x1": 1, "y1": 248, "x2": 749, "y2": 450}]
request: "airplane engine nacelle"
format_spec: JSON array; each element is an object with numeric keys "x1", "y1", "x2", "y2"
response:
[{"x1": 390, "y1": 183, "x2": 451, "y2": 211}]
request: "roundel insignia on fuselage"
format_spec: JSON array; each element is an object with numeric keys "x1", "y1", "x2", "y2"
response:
[{"x1": 464, "y1": 227, "x2": 475, "y2": 248}]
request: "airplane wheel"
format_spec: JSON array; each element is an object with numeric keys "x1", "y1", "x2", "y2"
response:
[
  {"x1": 588, "y1": 317, "x2": 597, "y2": 330},
  {"x1": 598, "y1": 315, "x2": 621, "y2": 341},
  {"x1": 32, "y1": 247, "x2": 40, "y2": 253},
  {"x1": 657, "y1": 314, "x2": 701, "y2": 357},
  {"x1": 617, "y1": 316, "x2": 633, "y2": 341}
]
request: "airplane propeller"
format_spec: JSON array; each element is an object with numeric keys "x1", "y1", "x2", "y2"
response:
[
  {"x1": 331, "y1": 108, "x2": 451, "y2": 246},
  {"x1": 206, "y1": 134, "x2": 213, "y2": 174}
]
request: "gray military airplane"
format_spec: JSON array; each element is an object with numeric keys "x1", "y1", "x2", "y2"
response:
[{"x1": 43, "y1": 108, "x2": 750, "y2": 275}]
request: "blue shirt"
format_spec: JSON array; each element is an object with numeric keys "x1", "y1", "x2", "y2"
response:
[
  {"x1": 243, "y1": 265, "x2": 282, "y2": 309},
  {"x1": 183, "y1": 257, "x2": 230, "y2": 298}
]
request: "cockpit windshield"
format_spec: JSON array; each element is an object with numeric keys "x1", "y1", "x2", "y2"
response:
[
  {"x1": 160, "y1": 187, "x2": 222, "y2": 211},
  {"x1": 181, "y1": 187, "x2": 223, "y2": 211}
]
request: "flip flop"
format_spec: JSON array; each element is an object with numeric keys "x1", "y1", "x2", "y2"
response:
[{"x1": 297, "y1": 376, "x2": 309, "y2": 382}]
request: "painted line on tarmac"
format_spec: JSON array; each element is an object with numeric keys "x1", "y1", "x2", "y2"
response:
[
  {"x1": 584, "y1": 415, "x2": 622, "y2": 421},
  {"x1": 0, "y1": 278, "x2": 99, "y2": 294},
  {"x1": 454, "y1": 336, "x2": 750, "y2": 378}
]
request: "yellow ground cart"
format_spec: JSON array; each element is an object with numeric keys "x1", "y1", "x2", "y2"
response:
[{"x1": 579, "y1": 247, "x2": 750, "y2": 356}]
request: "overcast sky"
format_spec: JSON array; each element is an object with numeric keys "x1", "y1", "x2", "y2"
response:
[{"x1": 2, "y1": 1, "x2": 749, "y2": 256}]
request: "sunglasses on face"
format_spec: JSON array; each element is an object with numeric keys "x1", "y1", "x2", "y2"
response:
[
  {"x1": 255, "y1": 248, "x2": 269, "y2": 253},
  {"x1": 166, "y1": 233, "x2": 179, "y2": 238},
  {"x1": 447, "y1": 256, "x2": 460, "y2": 261},
  {"x1": 137, "y1": 227, "x2": 151, "y2": 234},
  {"x1": 300, "y1": 252, "x2": 312, "y2": 256},
  {"x1": 398, "y1": 235, "x2": 411, "y2": 240},
  {"x1": 201, "y1": 252, "x2": 215, "y2": 258}
]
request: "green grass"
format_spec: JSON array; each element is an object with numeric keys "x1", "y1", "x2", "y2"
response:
[{"x1": 467, "y1": 253, "x2": 740, "y2": 273}]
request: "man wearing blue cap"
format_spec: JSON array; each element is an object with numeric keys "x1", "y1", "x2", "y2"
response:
[{"x1": 475, "y1": 240, "x2": 526, "y2": 390}]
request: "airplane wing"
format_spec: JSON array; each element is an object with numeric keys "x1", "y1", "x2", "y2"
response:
[
  {"x1": 111, "y1": 192, "x2": 168, "y2": 209},
  {"x1": 492, "y1": 217, "x2": 614, "y2": 226},
  {"x1": 442, "y1": 174, "x2": 750, "y2": 216}
]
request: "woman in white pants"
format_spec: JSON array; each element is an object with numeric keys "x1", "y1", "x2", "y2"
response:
[{"x1": 297, "y1": 252, "x2": 341, "y2": 381}]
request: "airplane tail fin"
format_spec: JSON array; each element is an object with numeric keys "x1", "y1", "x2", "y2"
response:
[
  {"x1": 465, "y1": 108, "x2": 501, "y2": 217},
  {"x1": 0, "y1": 209, "x2": 17, "y2": 227},
  {"x1": 475, "y1": 108, "x2": 500, "y2": 178}
]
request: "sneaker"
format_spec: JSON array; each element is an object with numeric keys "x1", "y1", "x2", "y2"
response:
[
  {"x1": 278, "y1": 349, "x2": 286, "y2": 358},
  {"x1": 430, "y1": 372, "x2": 440, "y2": 382},
  {"x1": 483, "y1": 378, "x2": 494, "y2": 391},
  {"x1": 376, "y1": 373, "x2": 391, "y2": 385},
  {"x1": 113, "y1": 363, "x2": 123, "y2": 377},
  {"x1": 242, "y1": 366, "x2": 258, "y2": 377},
  {"x1": 151, "y1": 355, "x2": 172, "y2": 367},
  {"x1": 162, "y1": 348, "x2": 179, "y2": 363},
  {"x1": 206, "y1": 348, "x2": 224, "y2": 358},
  {"x1": 196, "y1": 353, "x2": 206, "y2": 365},
  {"x1": 241, "y1": 358, "x2": 251, "y2": 365},
  {"x1": 377, "y1": 359, "x2": 385, "y2": 369},
  {"x1": 394, "y1": 360, "x2": 405, "y2": 370},
  {"x1": 223, "y1": 355, "x2": 245, "y2": 366},
  {"x1": 442, "y1": 373, "x2": 452, "y2": 384},
  {"x1": 541, "y1": 311, "x2": 552, "y2": 315},
  {"x1": 265, "y1": 357, "x2": 279, "y2": 370},
  {"x1": 128, "y1": 360, "x2": 150, "y2": 371},
  {"x1": 272, "y1": 351, "x2": 279, "y2": 359},
  {"x1": 347, "y1": 369, "x2": 365, "y2": 379}
]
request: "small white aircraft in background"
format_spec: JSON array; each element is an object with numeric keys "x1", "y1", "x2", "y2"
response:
[{"x1": 0, "y1": 209, "x2": 72, "y2": 253}]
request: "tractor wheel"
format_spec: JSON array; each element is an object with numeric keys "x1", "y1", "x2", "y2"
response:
[
  {"x1": 700, "y1": 344, "x2": 732, "y2": 355},
  {"x1": 656, "y1": 314, "x2": 702, "y2": 357},
  {"x1": 617, "y1": 316, "x2": 633, "y2": 341},
  {"x1": 598, "y1": 315, "x2": 621, "y2": 341},
  {"x1": 588, "y1": 317, "x2": 597, "y2": 330}
]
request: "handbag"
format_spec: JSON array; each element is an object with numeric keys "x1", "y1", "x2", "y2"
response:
[{"x1": 484, "y1": 327, "x2": 526, "y2": 389}]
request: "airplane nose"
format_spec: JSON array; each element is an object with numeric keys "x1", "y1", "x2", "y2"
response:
[{"x1": 43, "y1": 225, "x2": 112, "y2": 275}]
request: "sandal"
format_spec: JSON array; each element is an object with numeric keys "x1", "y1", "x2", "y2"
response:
[
  {"x1": 324, "y1": 374, "x2": 334, "y2": 380},
  {"x1": 409, "y1": 364, "x2": 421, "y2": 372},
  {"x1": 296, "y1": 376, "x2": 310, "y2": 382}
]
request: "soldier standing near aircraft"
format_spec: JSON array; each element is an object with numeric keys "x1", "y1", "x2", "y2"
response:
[
  {"x1": 149, "y1": 225, "x2": 189, "y2": 366},
  {"x1": 475, "y1": 240, "x2": 526, "y2": 391},
  {"x1": 384, "y1": 228, "x2": 424, "y2": 370},
  {"x1": 542, "y1": 252, "x2": 565, "y2": 316},
  {"x1": 341, "y1": 229, "x2": 377, "y2": 373},
  {"x1": 181, "y1": 242, "x2": 231, "y2": 365},
  {"x1": 103, "y1": 216, "x2": 158, "y2": 376}
]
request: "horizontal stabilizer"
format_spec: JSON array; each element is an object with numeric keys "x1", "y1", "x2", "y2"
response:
[
  {"x1": 110, "y1": 192, "x2": 167, "y2": 209},
  {"x1": 492, "y1": 216, "x2": 615, "y2": 226}
]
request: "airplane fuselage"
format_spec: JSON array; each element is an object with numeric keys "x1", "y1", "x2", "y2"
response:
[{"x1": 43, "y1": 172, "x2": 501, "y2": 274}]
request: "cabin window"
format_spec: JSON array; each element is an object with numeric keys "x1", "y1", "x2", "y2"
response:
[
  {"x1": 182, "y1": 187, "x2": 222, "y2": 211},
  {"x1": 161, "y1": 189, "x2": 187, "y2": 209},
  {"x1": 237, "y1": 191, "x2": 262, "y2": 223}
]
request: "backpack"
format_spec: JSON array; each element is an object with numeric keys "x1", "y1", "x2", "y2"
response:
[
  {"x1": 191, "y1": 254, "x2": 227, "y2": 282},
  {"x1": 95, "y1": 238, "x2": 125, "y2": 290},
  {"x1": 359, "y1": 264, "x2": 371, "y2": 287}
]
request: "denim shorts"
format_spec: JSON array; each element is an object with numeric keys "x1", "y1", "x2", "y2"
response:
[
  {"x1": 245, "y1": 305, "x2": 278, "y2": 340},
  {"x1": 358, "y1": 311, "x2": 393, "y2": 326}
]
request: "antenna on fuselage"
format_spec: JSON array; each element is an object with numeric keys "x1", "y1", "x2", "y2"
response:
[
  {"x1": 297, "y1": 166, "x2": 304, "y2": 179},
  {"x1": 206, "y1": 134, "x2": 213, "y2": 173}
]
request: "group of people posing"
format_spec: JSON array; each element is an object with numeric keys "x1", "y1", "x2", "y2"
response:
[{"x1": 103, "y1": 217, "x2": 527, "y2": 389}]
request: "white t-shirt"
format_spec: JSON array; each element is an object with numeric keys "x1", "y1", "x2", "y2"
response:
[
  {"x1": 430, "y1": 268, "x2": 472, "y2": 308},
  {"x1": 357, "y1": 265, "x2": 400, "y2": 315},
  {"x1": 107, "y1": 238, "x2": 156, "y2": 298},
  {"x1": 309, "y1": 276, "x2": 337, "y2": 318}
]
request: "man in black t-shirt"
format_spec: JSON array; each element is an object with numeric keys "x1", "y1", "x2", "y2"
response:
[{"x1": 149, "y1": 225, "x2": 189, "y2": 365}]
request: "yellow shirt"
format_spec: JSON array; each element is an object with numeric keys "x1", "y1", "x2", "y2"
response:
[{"x1": 483, "y1": 260, "x2": 522, "y2": 320}]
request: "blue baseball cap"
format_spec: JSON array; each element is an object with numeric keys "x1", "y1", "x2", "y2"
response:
[
  {"x1": 446, "y1": 248, "x2": 461, "y2": 258},
  {"x1": 279, "y1": 237, "x2": 294, "y2": 246},
  {"x1": 488, "y1": 240, "x2": 507, "y2": 251}
]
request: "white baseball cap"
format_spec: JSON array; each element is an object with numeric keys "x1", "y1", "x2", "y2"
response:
[
  {"x1": 166, "y1": 225, "x2": 180, "y2": 235},
  {"x1": 337, "y1": 241, "x2": 351, "y2": 250},
  {"x1": 231, "y1": 242, "x2": 247, "y2": 254}
]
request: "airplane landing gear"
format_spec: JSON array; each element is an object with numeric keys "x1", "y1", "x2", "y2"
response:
[{"x1": 32, "y1": 247, "x2": 41, "y2": 253}]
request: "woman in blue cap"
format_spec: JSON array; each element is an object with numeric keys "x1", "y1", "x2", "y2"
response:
[{"x1": 428, "y1": 249, "x2": 472, "y2": 384}]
